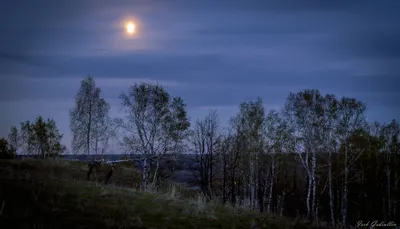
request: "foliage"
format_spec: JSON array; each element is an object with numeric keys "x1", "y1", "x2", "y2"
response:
[
  {"x1": 9, "y1": 117, "x2": 66, "y2": 158},
  {"x1": 0, "y1": 138, "x2": 16, "y2": 159},
  {"x1": 70, "y1": 75, "x2": 110, "y2": 155},
  {"x1": 119, "y1": 83, "x2": 190, "y2": 188},
  {"x1": 5, "y1": 79, "x2": 400, "y2": 227}
]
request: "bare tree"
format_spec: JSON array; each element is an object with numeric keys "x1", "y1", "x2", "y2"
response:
[
  {"x1": 190, "y1": 110, "x2": 222, "y2": 198},
  {"x1": 226, "y1": 115, "x2": 247, "y2": 207},
  {"x1": 93, "y1": 117, "x2": 122, "y2": 158},
  {"x1": 70, "y1": 76, "x2": 110, "y2": 155}
]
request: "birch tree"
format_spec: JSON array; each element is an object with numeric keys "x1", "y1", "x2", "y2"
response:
[
  {"x1": 380, "y1": 119, "x2": 399, "y2": 219},
  {"x1": 120, "y1": 83, "x2": 190, "y2": 190},
  {"x1": 237, "y1": 97, "x2": 265, "y2": 209},
  {"x1": 264, "y1": 109, "x2": 287, "y2": 213},
  {"x1": 93, "y1": 117, "x2": 122, "y2": 158},
  {"x1": 322, "y1": 94, "x2": 339, "y2": 226},
  {"x1": 283, "y1": 89, "x2": 325, "y2": 221},
  {"x1": 336, "y1": 97, "x2": 366, "y2": 227},
  {"x1": 70, "y1": 76, "x2": 110, "y2": 155},
  {"x1": 20, "y1": 121, "x2": 34, "y2": 155}
]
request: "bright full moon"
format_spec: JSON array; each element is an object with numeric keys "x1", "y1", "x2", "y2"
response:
[{"x1": 126, "y1": 22, "x2": 135, "y2": 34}]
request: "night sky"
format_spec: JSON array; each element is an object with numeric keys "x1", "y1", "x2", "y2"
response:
[{"x1": 1, "y1": 0, "x2": 400, "y2": 149}]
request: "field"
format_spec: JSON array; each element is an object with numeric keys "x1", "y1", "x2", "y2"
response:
[{"x1": 0, "y1": 159, "x2": 332, "y2": 229}]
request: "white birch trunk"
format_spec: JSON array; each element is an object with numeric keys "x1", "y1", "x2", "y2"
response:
[
  {"x1": 386, "y1": 153, "x2": 391, "y2": 219},
  {"x1": 263, "y1": 178, "x2": 268, "y2": 211},
  {"x1": 142, "y1": 157, "x2": 148, "y2": 190},
  {"x1": 304, "y1": 147, "x2": 312, "y2": 220},
  {"x1": 328, "y1": 150, "x2": 335, "y2": 226},
  {"x1": 311, "y1": 149, "x2": 317, "y2": 221},
  {"x1": 95, "y1": 137, "x2": 98, "y2": 158},
  {"x1": 306, "y1": 172, "x2": 312, "y2": 220},
  {"x1": 394, "y1": 156, "x2": 398, "y2": 217},
  {"x1": 279, "y1": 190, "x2": 285, "y2": 216},
  {"x1": 267, "y1": 154, "x2": 275, "y2": 213},
  {"x1": 310, "y1": 90, "x2": 317, "y2": 221},
  {"x1": 341, "y1": 143, "x2": 349, "y2": 227},
  {"x1": 100, "y1": 148, "x2": 104, "y2": 161},
  {"x1": 152, "y1": 158, "x2": 160, "y2": 187},
  {"x1": 254, "y1": 152, "x2": 259, "y2": 209},
  {"x1": 250, "y1": 157, "x2": 255, "y2": 209}
]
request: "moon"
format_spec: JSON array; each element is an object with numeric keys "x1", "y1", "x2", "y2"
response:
[{"x1": 125, "y1": 22, "x2": 136, "y2": 34}]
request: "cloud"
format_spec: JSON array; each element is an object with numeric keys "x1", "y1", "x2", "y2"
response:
[
  {"x1": 0, "y1": 74, "x2": 183, "y2": 102},
  {"x1": 0, "y1": 98, "x2": 74, "y2": 146},
  {"x1": 95, "y1": 78, "x2": 182, "y2": 88},
  {"x1": 1, "y1": 0, "x2": 399, "y2": 151},
  {"x1": 160, "y1": 0, "x2": 359, "y2": 12}
]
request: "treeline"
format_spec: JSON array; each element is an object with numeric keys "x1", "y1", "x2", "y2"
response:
[
  {"x1": 2, "y1": 116, "x2": 66, "y2": 158},
  {"x1": 190, "y1": 91, "x2": 399, "y2": 227},
  {"x1": 3, "y1": 75, "x2": 399, "y2": 227}
]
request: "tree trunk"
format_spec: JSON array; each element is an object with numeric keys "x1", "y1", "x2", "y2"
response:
[
  {"x1": 311, "y1": 149, "x2": 317, "y2": 221},
  {"x1": 280, "y1": 190, "x2": 286, "y2": 216},
  {"x1": 142, "y1": 157, "x2": 148, "y2": 190},
  {"x1": 306, "y1": 173, "x2": 312, "y2": 220},
  {"x1": 231, "y1": 166, "x2": 236, "y2": 206},
  {"x1": 258, "y1": 170, "x2": 264, "y2": 212},
  {"x1": 386, "y1": 152, "x2": 391, "y2": 220},
  {"x1": 267, "y1": 154, "x2": 275, "y2": 213},
  {"x1": 250, "y1": 157, "x2": 255, "y2": 209},
  {"x1": 263, "y1": 178, "x2": 268, "y2": 212},
  {"x1": 328, "y1": 150, "x2": 335, "y2": 226},
  {"x1": 209, "y1": 146, "x2": 213, "y2": 197},
  {"x1": 304, "y1": 149, "x2": 312, "y2": 220},
  {"x1": 222, "y1": 153, "x2": 227, "y2": 204},
  {"x1": 254, "y1": 161, "x2": 258, "y2": 209},
  {"x1": 342, "y1": 143, "x2": 349, "y2": 227},
  {"x1": 231, "y1": 168, "x2": 237, "y2": 206},
  {"x1": 87, "y1": 100, "x2": 92, "y2": 156},
  {"x1": 95, "y1": 137, "x2": 99, "y2": 158},
  {"x1": 152, "y1": 158, "x2": 160, "y2": 187},
  {"x1": 336, "y1": 188, "x2": 341, "y2": 223},
  {"x1": 87, "y1": 124, "x2": 91, "y2": 155},
  {"x1": 394, "y1": 154, "x2": 398, "y2": 218}
]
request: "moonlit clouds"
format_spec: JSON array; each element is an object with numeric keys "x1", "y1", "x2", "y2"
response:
[{"x1": 1, "y1": 0, "x2": 399, "y2": 149}]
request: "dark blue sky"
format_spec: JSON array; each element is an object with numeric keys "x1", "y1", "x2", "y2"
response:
[{"x1": 1, "y1": 0, "x2": 400, "y2": 148}]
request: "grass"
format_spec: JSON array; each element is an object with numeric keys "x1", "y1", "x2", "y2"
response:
[{"x1": 0, "y1": 159, "x2": 332, "y2": 229}]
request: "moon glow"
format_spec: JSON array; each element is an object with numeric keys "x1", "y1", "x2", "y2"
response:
[{"x1": 126, "y1": 22, "x2": 136, "y2": 34}]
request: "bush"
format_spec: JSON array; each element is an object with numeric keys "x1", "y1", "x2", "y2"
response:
[{"x1": 0, "y1": 138, "x2": 16, "y2": 159}]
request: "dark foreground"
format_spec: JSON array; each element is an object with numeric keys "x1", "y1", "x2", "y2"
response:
[{"x1": 0, "y1": 159, "x2": 332, "y2": 229}]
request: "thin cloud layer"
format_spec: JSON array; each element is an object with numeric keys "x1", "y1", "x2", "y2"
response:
[{"x1": 1, "y1": 0, "x2": 399, "y2": 148}]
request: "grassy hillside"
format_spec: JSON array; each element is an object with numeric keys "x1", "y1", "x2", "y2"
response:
[{"x1": 0, "y1": 159, "x2": 331, "y2": 229}]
